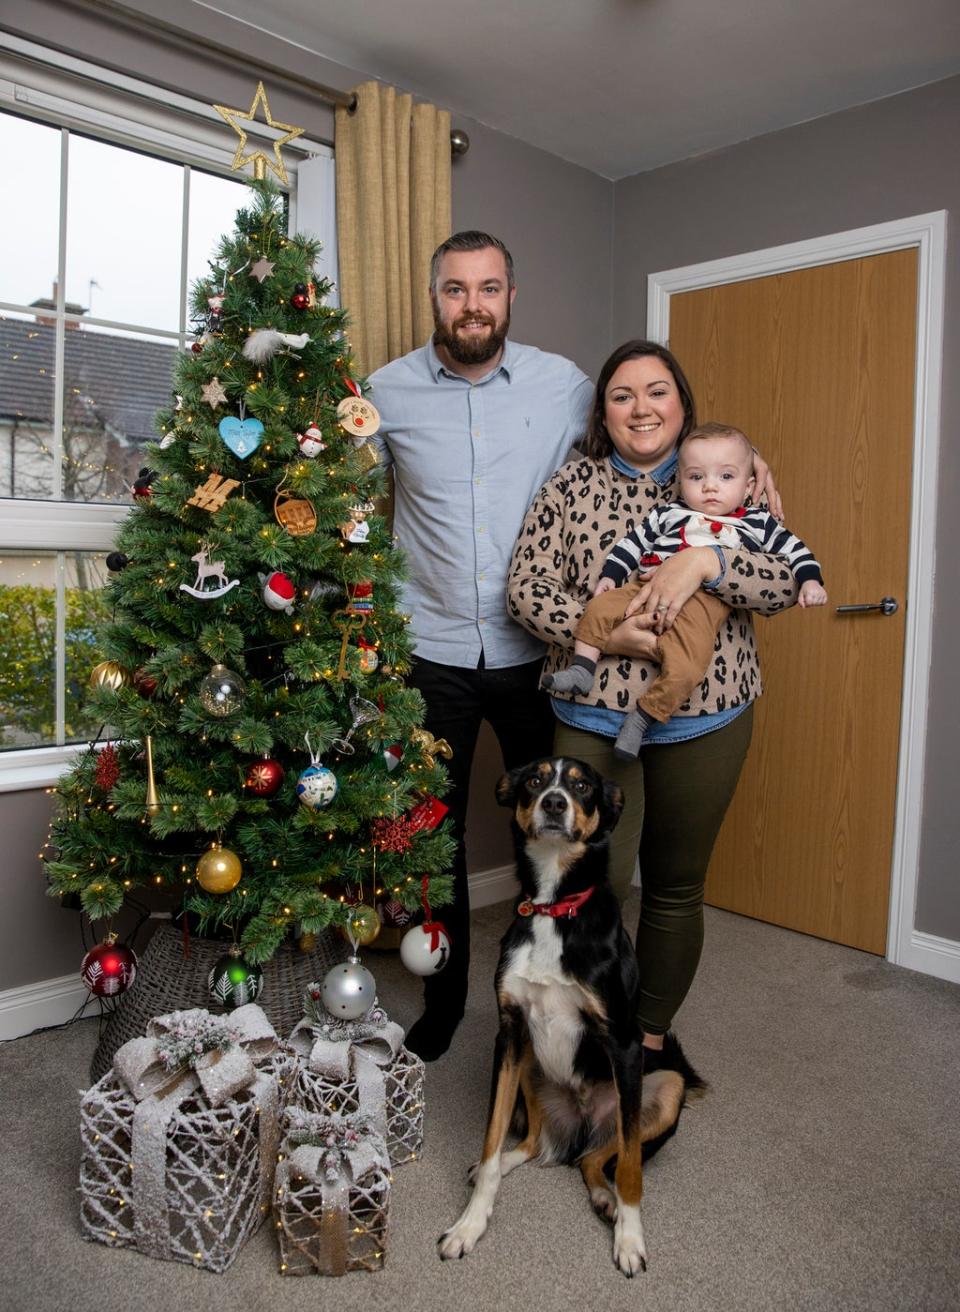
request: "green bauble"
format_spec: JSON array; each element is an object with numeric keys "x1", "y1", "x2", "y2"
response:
[{"x1": 208, "y1": 946, "x2": 264, "y2": 1010}]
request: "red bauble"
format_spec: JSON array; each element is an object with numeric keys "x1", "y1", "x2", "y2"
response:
[
  {"x1": 81, "y1": 936, "x2": 138, "y2": 997},
  {"x1": 290, "y1": 293, "x2": 309, "y2": 310},
  {"x1": 191, "y1": 340, "x2": 204, "y2": 353},
  {"x1": 132, "y1": 668, "x2": 158, "y2": 698},
  {"x1": 244, "y1": 756, "x2": 285, "y2": 797}
]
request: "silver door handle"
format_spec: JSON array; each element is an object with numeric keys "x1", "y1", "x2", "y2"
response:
[{"x1": 835, "y1": 596, "x2": 899, "y2": 616}]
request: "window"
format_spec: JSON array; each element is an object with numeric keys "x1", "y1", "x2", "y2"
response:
[{"x1": 0, "y1": 36, "x2": 336, "y2": 788}]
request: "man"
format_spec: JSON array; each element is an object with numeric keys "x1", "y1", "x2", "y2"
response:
[{"x1": 368, "y1": 231, "x2": 593, "y2": 1060}]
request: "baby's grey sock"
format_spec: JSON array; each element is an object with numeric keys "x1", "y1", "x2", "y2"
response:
[
  {"x1": 543, "y1": 656, "x2": 596, "y2": 695},
  {"x1": 613, "y1": 708, "x2": 655, "y2": 760}
]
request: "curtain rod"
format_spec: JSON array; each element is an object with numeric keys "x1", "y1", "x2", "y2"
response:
[{"x1": 20, "y1": 0, "x2": 469, "y2": 154}]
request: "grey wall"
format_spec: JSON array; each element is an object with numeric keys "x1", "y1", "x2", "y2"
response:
[
  {"x1": 0, "y1": 0, "x2": 612, "y2": 990},
  {"x1": 612, "y1": 76, "x2": 960, "y2": 940}
]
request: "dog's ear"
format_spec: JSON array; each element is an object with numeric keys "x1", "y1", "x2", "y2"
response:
[
  {"x1": 495, "y1": 767, "x2": 524, "y2": 808},
  {"x1": 599, "y1": 779, "x2": 625, "y2": 837}
]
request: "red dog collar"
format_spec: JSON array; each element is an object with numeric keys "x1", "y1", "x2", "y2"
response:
[{"x1": 517, "y1": 887, "x2": 595, "y2": 919}]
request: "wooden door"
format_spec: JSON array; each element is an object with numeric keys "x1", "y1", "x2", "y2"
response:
[{"x1": 669, "y1": 250, "x2": 917, "y2": 953}]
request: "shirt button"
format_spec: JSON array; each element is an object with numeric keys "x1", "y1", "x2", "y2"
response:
[{"x1": 473, "y1": 429, "x2": 480, "y2": 437}]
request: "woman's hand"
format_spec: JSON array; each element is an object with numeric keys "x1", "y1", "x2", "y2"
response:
[
  {"x1": 751, "y1": 448, "x2": 784, "y2": 521},
  {"x1": 603, "y1": 610, "x2": 661, "y2": 661},
  {"x1": 623, "y1": 547, "x2": 717, "y2": 633}
]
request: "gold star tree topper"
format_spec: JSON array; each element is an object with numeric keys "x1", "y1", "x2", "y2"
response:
[{"x1": 213, "y1": 82, "x2": 304, "y2": 185}]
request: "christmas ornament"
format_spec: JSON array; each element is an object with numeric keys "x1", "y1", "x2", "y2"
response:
[
  {"x1": 296, "y1": 733, "x2": 339, "y2": 810},
  {"x1": 217, "y1": 413, "x2": 263, "y2": 459},
  {"x1": 357, "y1": 638, "x2": 379, "y2": 674},
  {"x1": 186, "y1": 472, "x2": 240, "y2": 512},
  {"x1": 131, "y1": 467, "x2": 155, "y2": 499},
  {"x1": 250, "y1": 256, "x2": 275, "y2": 282},
  {"x1": 320, "y1": 955, "x2": 376, "y2": 1020},
  {"x1": 298, "y1": 930, "x2": 317, "y2": 952},
  {"x1": 339, "y1": 500, "x2": 374, "y2": 544},
  {"x1": 132, "y1": 667, "x2": 158, "y2": 698},
  {"x1": 400, "y1": 922, "x2": 450, "y2": 975},
  {"x1": 382, "y1": 742, "x2": 403, "y2": 772},
  {"x1": 208, "y1": 945, "x2": 264, "y2": 1009},
  {"x1": 345, "y1": 580, "x2": 374, "y2": 614},
  {"x1": 89, "y1": 660, "x2": 131, "y2": 691},
  {"x1": 195, "y1": 842, "x2": 242, "y2": 894},
  {"x1": 410, "y1": 728, "x2": 454, "y2": 771},
  {"x1": 340, "y1": 903, "x2": 381, "y2": 948},
  {"x1": 290, "y1": 282, "x2": 309, "y2": 310},
  {"x1": 94, "y1": 741, "x2": 120, "y2": 791},
  {"x1": 201, "y1": 376, "x2": 228, "y2": 408},
  {"x1": 179, "y1": 545, "x2": 241, "y2": 599},
  {"x1": 244, "y1": 755, "x2": 284, "y2": 797},
  {"x1": 261, "y1": 571, "x2": 296, "y2": 614},
  {"x1": 407, "y1": 794, "x2": 450, "y2": 833},
  {"x1": 306, "y1": 578, "x2": 342, "y2": 604},
  {"x1": 371, "y1": 814, "x2": 416, "y2": 855},
  {"x1": 274, "y1": 486, "x2": 317, "y2": 536},
  {"x1": 376, "y1": 896, "x2": 413, "y2": 929},
  {"x1": 105, "y1": 552, "x2": 129, "y2": 572},
  {"x1": 214, "y1": 81, "x2": 304, "y2": 185},
  {"x1": 199, "y1": 663, "x2": 247, "y2": 717},
  {"x1": 332, "y1": 696, "x2": 380, "y2": 755},
  {"x1": 337, "y1": 394, "x2": 381, "y2": 438},
  {"x1": 242, "y1": 328, "x2": 310, "y2": 362},
  {"x1": 158, "y1": 431, "x2": 176, "y2": 450},
  {"x1": 144, "y1": 734, "x2": 161, "y2": 817},
  {"x1": 296, "y1": 423, "x2": 326, "y2": 458},
  {"x1": 80, "y1": 933, "x2": 138, "y2": 996},
  {"x1": 332, "y1": 609, "x2": 366, "y2": 680}
]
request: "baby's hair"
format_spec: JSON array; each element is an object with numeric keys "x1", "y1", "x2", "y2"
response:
[{"x1": 679, "y1": 421, "x2": 754, "y2": 464}]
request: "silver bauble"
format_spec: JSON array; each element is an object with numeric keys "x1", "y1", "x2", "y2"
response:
[
  {"x1": 320, "y1": 955, "x2": 376, "y2": 1020},
  {"x1": 199, "y1": 663, "x2": 247, "y2": 717}
]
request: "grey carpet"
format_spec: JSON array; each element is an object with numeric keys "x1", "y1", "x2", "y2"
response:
[{"x1": 2, "y1": 898, "x2": 959, "y2": 1312}]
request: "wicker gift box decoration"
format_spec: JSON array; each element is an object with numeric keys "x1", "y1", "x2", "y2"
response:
[
  {"x1": 287, "y1": 989, "x2": 424, "y2": 1166},
  {"x1": 79, "y1": 1003, "x2": 292, "y2": 1274},
  {"x1": 274, "y1": 1107, "x2": 391, "y2": 1276}
]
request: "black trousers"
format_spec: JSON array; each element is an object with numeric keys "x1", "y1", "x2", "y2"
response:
[{"x1": 405, "y1": 655, "x2": 554, "y2": 1019}]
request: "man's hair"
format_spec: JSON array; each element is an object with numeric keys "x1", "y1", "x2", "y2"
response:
[
  {"x1": 429, "y1": 231, "x2": 515, "y2": 295},
  {"x1": 584, "y1": 339, "x2": 697, "y2": 461},
  {"x1": 679, "y1": 421, "x2": 753, "y2": 463}
]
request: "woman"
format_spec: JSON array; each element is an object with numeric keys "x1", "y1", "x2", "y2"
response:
[{"x1": 506, "y1": 339, "x2": 796, "y2": 1061}]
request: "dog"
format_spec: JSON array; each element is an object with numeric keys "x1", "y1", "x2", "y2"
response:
[{"x1": 438, "y1": 757, "x2": 704, "y2": 1277}]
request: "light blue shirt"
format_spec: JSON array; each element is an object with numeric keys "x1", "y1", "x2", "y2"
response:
[
  {"x1": 554, "y1": 447, "x2": 747, "y2": 744},
  {"x1": 368, "y1": 338, "x2": 593, "y2": 667}
]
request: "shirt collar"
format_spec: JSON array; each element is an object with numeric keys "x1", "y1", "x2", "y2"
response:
[
  {"x1": 610, "y1": 448, "x2": 678, "y2": 486},
  {"x1": 426, "y1": 335, "x2": 514, "y2": 384}
]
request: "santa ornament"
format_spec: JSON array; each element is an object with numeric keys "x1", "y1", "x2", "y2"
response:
[{"x1": 262, "y1": 571, "x2": 296, "y2": 614}]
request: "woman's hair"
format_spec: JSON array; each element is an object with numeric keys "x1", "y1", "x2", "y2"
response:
[{"x1": 584, "y1": 339, "x2": 697, "y2": 461}]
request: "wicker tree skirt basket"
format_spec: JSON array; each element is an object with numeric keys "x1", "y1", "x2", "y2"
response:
[{"x1": 90, "y1": 923, "x2": 343, "y2": 1083}]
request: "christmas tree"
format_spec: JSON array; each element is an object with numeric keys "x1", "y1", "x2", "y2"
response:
[{"x1": 44, "y1": 181, "x2": 453, "y2": 969}]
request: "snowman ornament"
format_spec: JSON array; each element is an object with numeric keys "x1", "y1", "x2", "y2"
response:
[{"x1": 297, "y1": 423, "x2": 326, "y2": 458}]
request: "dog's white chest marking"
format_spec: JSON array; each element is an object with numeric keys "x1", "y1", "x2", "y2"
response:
[{"x1": 503, "y1": 920, "x2": 587, "y2": 1088}]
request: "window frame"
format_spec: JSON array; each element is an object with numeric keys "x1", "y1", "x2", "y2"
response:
[{"x1": 0, "y1": 36, "x2": 336, "y2": 790}]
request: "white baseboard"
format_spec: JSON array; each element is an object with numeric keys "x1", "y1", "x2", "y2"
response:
[
  {"x1": 0, "y1": 971, "x2": 94, "y2": 1043},
  {"x1": 896, "y1": 930, "x2": 960, "y2": 986},
  {"x1": 468, "y1": 863, "x2": 518, "y2": 909}
]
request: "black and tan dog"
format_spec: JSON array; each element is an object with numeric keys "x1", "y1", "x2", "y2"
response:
[{"x1": 438, "y1": 757, "x2": 703, "y2": 1277}]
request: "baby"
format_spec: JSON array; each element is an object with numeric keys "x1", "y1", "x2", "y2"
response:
[{"x1": 544, "y1": 422, "x2": 827, "y2": 759}]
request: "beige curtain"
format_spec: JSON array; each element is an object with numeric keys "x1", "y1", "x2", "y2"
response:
[{"x1": 335, "y1": 81, "x2": 451, "y2": 378}]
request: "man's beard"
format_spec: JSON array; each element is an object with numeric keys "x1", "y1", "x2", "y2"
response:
[{"x1": 432, "y1": 305, "x2": 510, "y2": 365}]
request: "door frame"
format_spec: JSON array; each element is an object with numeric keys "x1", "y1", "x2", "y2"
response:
[{"x1": 647, "y1": 211, "x2": 951, "y2": 982}]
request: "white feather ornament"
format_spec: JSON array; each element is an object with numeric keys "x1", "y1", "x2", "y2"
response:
[{"x1": 242, "y1": 329, "x2": 311, "y2": 363}]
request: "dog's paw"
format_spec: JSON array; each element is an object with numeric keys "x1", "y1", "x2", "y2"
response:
[
  {"x1": 613, "y1": 1208, "x2": 647, "y2": 1278},
  {"x1": 589, "y1": 1185, "x2": 617, "y2": 1221},
  {"x1": 438, "y1": 1213, "x2": 487, "y2": 1260}
]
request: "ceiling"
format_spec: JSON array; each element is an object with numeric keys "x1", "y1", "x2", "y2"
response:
[{"x1": 190, "y1": 0, "x2": 960, "y2": 179}]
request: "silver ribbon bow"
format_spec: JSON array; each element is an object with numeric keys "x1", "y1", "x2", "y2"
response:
[
  {"x1": 111, "y1": 1003, "x2": 281, "y2": 1259},
  {"x1": 288, "y1": 1002, "x2": 404, "y2": 1133},
  {"x1": 277, "y1": 1108, "x2": 389, "y2": 1276}
]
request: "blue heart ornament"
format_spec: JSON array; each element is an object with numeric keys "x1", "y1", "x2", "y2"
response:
[{"x1": 218, "y1": 415, "x2": 264, "y2": 459}]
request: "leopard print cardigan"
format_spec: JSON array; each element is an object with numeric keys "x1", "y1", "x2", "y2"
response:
[{"x1": 507, "y1": 455, "x2": 798, "y2": 717}]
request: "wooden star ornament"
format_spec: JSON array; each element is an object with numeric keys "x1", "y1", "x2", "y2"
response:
[
  {"x1": 213, "y1": 82, "x2": 304, "y2": 186},
  {"x1": 201, "y1": 376, "x2": 228, "y2": 408}
]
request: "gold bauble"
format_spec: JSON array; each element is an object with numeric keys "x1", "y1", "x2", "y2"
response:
[
  {"x1": 339, "y1": 903, "x2": 381, "y2": 947},
  {"x1": 195, "y1": 843, "x2": 242, "y2": 894},
  {"x1": 89, "y1": 660, "x2": 132, "y2": 691}
]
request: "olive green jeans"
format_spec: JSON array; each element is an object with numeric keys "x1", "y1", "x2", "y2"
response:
[{"x1": 553, "y1": 705, "x2": 753, "y2": 1035}]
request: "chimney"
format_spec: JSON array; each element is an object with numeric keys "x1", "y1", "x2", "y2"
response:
[{"x1": 30, "y1": 281, "x2": 88, "y2": 329}]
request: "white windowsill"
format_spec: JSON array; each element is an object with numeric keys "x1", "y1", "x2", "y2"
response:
[{"x1": 0, "y1": 743, "x2": 90, "y2": 794}]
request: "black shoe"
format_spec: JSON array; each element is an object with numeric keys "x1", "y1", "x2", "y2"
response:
[{"x1": 404, "y1": 1010, "x2": 463, "y2": 1062}]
